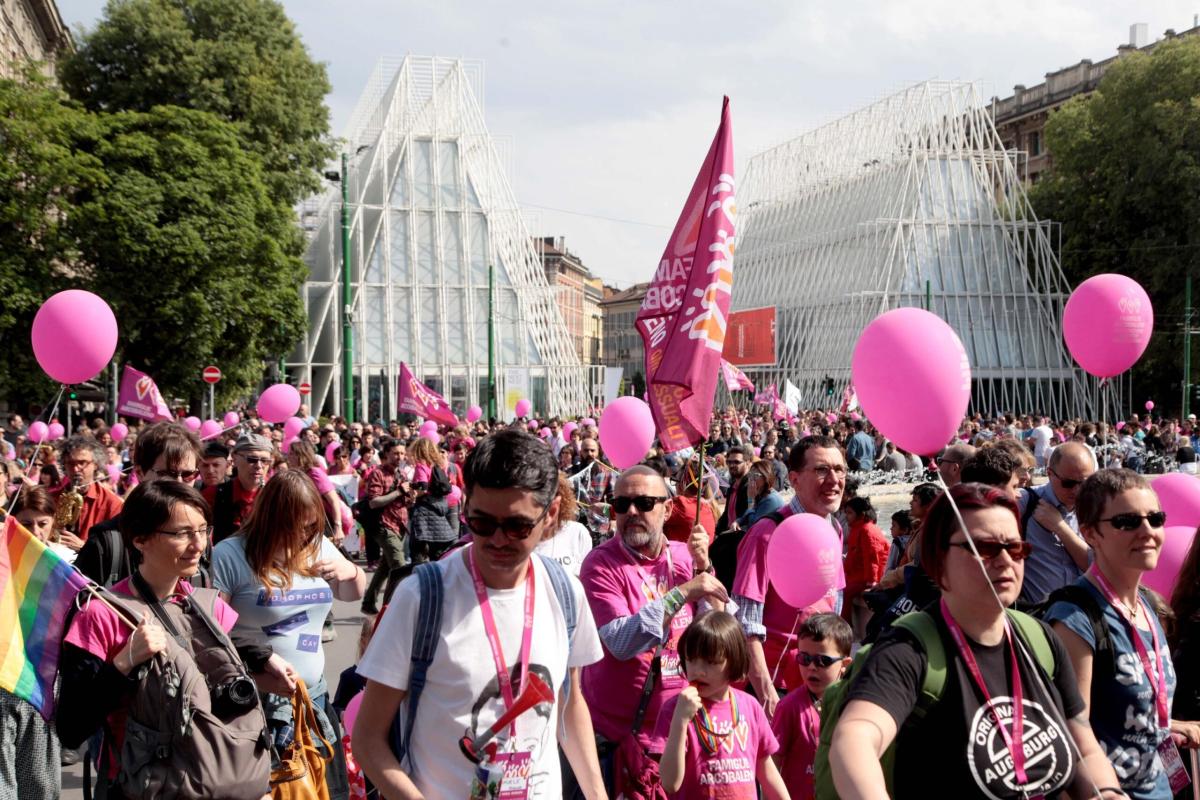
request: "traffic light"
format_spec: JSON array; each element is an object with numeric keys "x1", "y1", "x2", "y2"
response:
[
  {"x1": 68, "y1": 390, "x2": 77, "y2": 401},
  {"x1": 824, "y1": 376, "x2": 835, "y2": 397},
  {"x1": 1193, "y1": 384, "x2": 1200, "y2": 404}
]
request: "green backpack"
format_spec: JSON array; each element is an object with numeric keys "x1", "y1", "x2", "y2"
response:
[{"x1": 812, "y1": 609, "x2": 1056, "y2": 800}]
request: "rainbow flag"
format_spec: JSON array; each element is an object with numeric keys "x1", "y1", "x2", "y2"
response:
[{"x1": 0, "y1": 514, "x2": 90, "y2": 719}]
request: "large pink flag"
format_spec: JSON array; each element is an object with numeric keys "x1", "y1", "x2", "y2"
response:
[
  {"x1": 720, "y1": 359, "x2": 755, "y2": 393},
  {"x1": 116, "y1": 365, "x2": 172, "y2": 422},
  {"x1": 754, "y1": 383, "x2": 778, "y2": 406},
  {"x1": 397, "y1": 363, "x2": 458, "y2": 426},
  {"x1": 637, "y1": 98, "x2": 736, "y2": 452}
]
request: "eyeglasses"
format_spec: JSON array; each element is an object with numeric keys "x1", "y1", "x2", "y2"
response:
[
  {"x1": 949, "y1": 539, "x2": 1033, "y2": 561},
  {"x1": 464, "y1": 502, "x2": 553, "y2": 540},
  {"x1": 151, "y1": 468, "x2": 200, "y2": 482},
  {"x1": 64, "y1": 459, "x2": 94, "y2": 469},
  {"x1": 798, "y1": 652, "x2": 843, "y2": 668},
  {"x1": 726, "y1": 459, "x2": 745, "y2": 468},
  {"x1": 155, "y1": 525, "x2": 212, "y2": 543},
  {"x1": 239, "y1": 455, "x2": 272, "y2": 466},
  {"x1": 1048, "y1": 468, "x2": 1084, "y2": 489},
  {"x1": 612, "y1": 495, "x2": 669, "y2": 514},
  {"x1": 805, "y1": 465, "x2": 848, "y2": 480},
  {"x1": 1100, "y1": 511, "x2": 1167, "y2": 531}
]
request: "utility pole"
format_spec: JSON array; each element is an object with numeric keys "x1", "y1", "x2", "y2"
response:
[
  {"x1": 487, "y1": 261, "x2": 497, "y2": 420},
  {"x1": 925, "y1": 280, "x2": 931, "y2": 312},
  {"x1": 1185, "y1": 273, "x2": 1193, "y2": 418},
  {"x1": 340, "y1": 151, "x2": 355, "y2": 421}
]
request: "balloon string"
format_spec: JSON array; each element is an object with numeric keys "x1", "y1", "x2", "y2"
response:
[
  {"x1": 5, "y1": 384, "x2": 67, "y2": 516},
  {"x1": 770, "y1": 611, "x2": 802, "y2": 687}
]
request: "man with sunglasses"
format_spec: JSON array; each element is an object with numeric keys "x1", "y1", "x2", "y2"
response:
[
  {"x1": 211, "y1": 433, "x2": 274, "y2": 543},
  {"x1": 1017, "y1": 441, "x2": 1096, "y2": 606},
  {"x1": 354, "y1": 429, "x2": 606, "y2": 800},
  {"x1": 578, "y1": 464, "x2": 727, "y2": 792}
]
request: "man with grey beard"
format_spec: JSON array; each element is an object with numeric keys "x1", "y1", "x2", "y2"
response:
[{"x1": 578, "y1": 465, "x2": 727, "y2": 794}]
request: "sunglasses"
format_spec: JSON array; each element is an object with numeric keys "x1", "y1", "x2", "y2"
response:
[
  {"x1": 612, "y1": 495, "x2": 669, "y2": 514},
  {"x1": 152, "y1": 469, "x2": 200, "y2": 482},
  {"x1": 798, "y1": 652, "x2": 843, "y2": 668},
  {"x1": 464, "y1": 501, "x2": 553, "y2": 540},
  {"x1": 1100, "y1": 511, "x2": 1167, "y2": 531},
  {"x1": 1048, "y1": 468, "x2": 1084, "y2": 489},
  {"x1": 949, "y1": 539, "x2": 1032, "y2": 561}
]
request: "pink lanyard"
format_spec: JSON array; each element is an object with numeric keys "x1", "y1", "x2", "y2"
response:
[
  {"x1": 1089, "y1": 569, "x2": 1170, "y2": 728},
  {"x1": 940, "y1": 598, "x2": 1034, "y2": 793},
  {"x1": 468, "y1": 547, "x2": 535, "y2": 732}
]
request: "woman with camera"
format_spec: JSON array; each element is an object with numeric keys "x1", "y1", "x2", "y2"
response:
[
  {"x1": 58, "y1": 480, "x2": 285, "y2": 799},
  {"x1": 212, "y1": 470, "x2": 366, "y2": 800}
]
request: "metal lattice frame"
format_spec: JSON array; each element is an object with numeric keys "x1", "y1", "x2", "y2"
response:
[
  {"x1": 291, "y1": 56, "x2": 588, "y2": 418},
  {"x1": 731, "y1": 81, "x2": 1103, "y2": 419}
]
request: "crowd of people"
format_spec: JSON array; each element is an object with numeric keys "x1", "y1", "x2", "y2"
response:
[{"x1": 2, "y1": 400, "x2": 1200, "y2": 799}]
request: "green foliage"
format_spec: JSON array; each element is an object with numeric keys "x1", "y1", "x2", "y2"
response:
[
  {"x1": 67, "y1": 105, "x2": 308, "y2": 403},
  {"x1": 60, "y1": 0, "x2": 334, "y2": 205},
  {"x1": 0, "y1": 74, "x2": 105, "y2": 402},
  {"x1": 1030, "y1": 37, "x2": 1200, "y2": 411}
]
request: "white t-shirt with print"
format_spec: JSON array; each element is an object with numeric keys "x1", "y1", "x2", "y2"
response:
[
  {"x1": 357, "y1": 546, "x2": 603, "y2": 799},
  {"x1": 534, "y1": 521, "x2": 593, "y2": 577}
]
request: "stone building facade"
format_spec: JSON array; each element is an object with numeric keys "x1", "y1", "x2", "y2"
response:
[
  {"x1": 0, "y1": 0, "x2": 70, "y2": 79},
  {"x1": 535, "y1": 236, "x2": 604, "y2": 365},
  {"x1": 599, "y1": 282, "x2": 649, "y2": 396}
]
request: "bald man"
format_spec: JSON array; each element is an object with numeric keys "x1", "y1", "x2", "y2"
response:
[
  {"x1": 1017, "y1": 441, "x2": 1096, "y2": 606},
  {"x1": 935, "y1": 442, "x2": 976, "y2": 488}
]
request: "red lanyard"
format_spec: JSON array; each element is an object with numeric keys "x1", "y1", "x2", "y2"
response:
[
  {"x1": 468, "y1": 546, "x2": 535, "y2": 732},
  {"x1": 940, "y1": 599, "x2": 1033, "y2": 793},
  {"x1": 1089, "y1": 569, "x2": 1170, "y2": 728}
]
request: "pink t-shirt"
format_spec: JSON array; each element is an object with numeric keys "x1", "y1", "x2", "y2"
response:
[
  {"x1": 307, "y1": 466, "x2": 335, "y2": 495},
  {"x1": 733, "y1": 508, "x2": 836, "y2": 689},
  {"x1": 412, "y1": 462, "x2": 433, "y2": 484},
  {"x1": 650, "y1": 687, "x2": 778, "y2": 799},
  {"x1": 580, "y1": 537, "x2": 696, "y2": 743},
  {"x1": 64, "y1": 577, "x2": 238, "y2": 777},
  {"x1": 771, "y1": 687, "x2": 821, "y2": 800},
  {"x1": 308, "y1": 466, "x2": 352, "y2": 536}
]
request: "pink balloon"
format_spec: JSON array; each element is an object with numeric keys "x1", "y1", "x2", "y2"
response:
[
  {"x1": 766, "y1": 513, "x2": 846, "y2": 609},
  {"x1": 562, "y1": 422, "x2": 577, "y2": 438},
  {"x1": 598, "y1": 397, "x2": 655, "y2": 469},
  {"x1": 852, "y1": 307, "x2": 971, "y2": 456},
  {"x1": 325, "y1": 441, "x2": 340, "y2": 463},
  {"x1": 282, "y1": 435, "x2": 298, "y2": 455},
  {"x1": 1116, "y1": 421, "x2": 1126, "y2": 431},
  {"x1": 31, "y1": 290, "x2": 118, "y2": 384},
  {"x1": 284, "y1": 416, "x2": 306, "y2": 439},
  {"x1": 223, "y1": 412, "x2": 240, "y2": 429},
  {"x1": 200, "y1": 419, "x2": 222, "y2": 440},
  {"x1": 27, "y1": 421, "x2": 48, "y2": 443},
  {"x1": 1063, "y1": 274, "x2": 1153, "y2": 378},
  {"x1": 1145, "y1": 400, "x2": 1155, "y2": 412},
  {"x1": 106, "y1": 464, "x2": 122, "y2": 485},
  {"x1": 466, "y1": 405, "x2": 483, "y2": 423},
  {"x1": 184, "y1": 416, "x2": 201, "y2": 432},
  {"x1": 47, "y1": 422, "x2": 65, "y2": 440},
  {"x1": 539, "y1": 427, "x2": 551, "y2": 438},
  {"x1": 449, "y1": 484, "x2": 462, "y2": 504},
  {"x1": 422, "y1": 431, "x2": 441, "y2": 445},
  {"x1": 825, "y1": 414, "x2": 837, "y2": 425},
  {"x1": 514, "y1": 398, "x2": 532, "y2": 418},
  {"x1": 582, "y1": 418, "x2": 596, "y2": 428},
  {"x1": 849, "y1": 412, "x2": 861, "y2": 422},
  {"x1": 257, "y1": 383, "x2": 301, "y2": 424},
  {"x1": 1153, "y1": 473, "x2": 1200, "y2": 530},
  {"x1": 419, "y1": 421, "x2": 438, "y2": 435},
  {"x1": 344, "y1": 692, "x2": 364, "y2": 737},
  {"x1": 528, "y1": 420, "x2": 539, "y2": 432},
  {"x1": 110, "y1": 422, "x2": 128, "y2": 443},
  {"x1": 1143, "y1": 525, "x2": 1197, "y2": 597}
]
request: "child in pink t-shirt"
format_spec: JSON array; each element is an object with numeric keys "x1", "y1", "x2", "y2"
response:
[
  {"x1": 653, "y1": 611, "x2": 788, "y2": 800},
  {"x1": 770, "y1": 613, "x2": 853, "y2": 800}
]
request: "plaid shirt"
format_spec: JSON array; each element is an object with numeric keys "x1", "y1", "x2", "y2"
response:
[{"x1": 569, "y1": 462, "x2": 615, "y2": 537}]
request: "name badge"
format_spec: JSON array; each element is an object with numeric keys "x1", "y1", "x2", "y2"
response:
[{"x1": 1158, "y1": 738, "x2": 1191, "y2": 794}]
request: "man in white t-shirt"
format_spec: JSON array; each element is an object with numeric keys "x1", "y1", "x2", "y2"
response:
[
  {"x1": 1030, "y1": 416, "x2": 1054, "y2": 467},
  {"x1": 354, "y1": 429, "x2": 606, "y2": 799}
]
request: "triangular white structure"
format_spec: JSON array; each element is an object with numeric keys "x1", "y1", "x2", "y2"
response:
[
  {"x1": 731, "y1": 81, "x2": 1098, "y2": 419},
  {"x1": 291, "y1": 56, "x2": 588, "y2": 419}
]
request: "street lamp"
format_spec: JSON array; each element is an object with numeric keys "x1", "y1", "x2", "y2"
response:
[{"x1": 323, "y1": 144, "x2": 369, "y2": 420}]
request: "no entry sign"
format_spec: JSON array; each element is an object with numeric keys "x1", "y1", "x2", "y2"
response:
[
  {"x1": 298, "y1": 382, "x2": 312, "y2": 396},
  {"x1": 202, "y1": 366, "x2": 221, "y2": 384}
]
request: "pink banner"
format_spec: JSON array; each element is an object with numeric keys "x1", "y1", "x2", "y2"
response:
[
  {"x1": 754, "y1": 383, "x2": 778, "y2": 406},
  {"x1": 397, "y1": 363, "x2": 458, "y2": 426},
  {"x1": 637, "y1": 97, "x2": 736, "y2": 452},
  {"x1": 720, "y1": 359, "x2": 755, "y2": 393},
  {"x1": 116, "y1": 365, "x2": 172, "y2": 422}
]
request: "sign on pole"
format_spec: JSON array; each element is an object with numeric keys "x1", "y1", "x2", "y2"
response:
[
  {"x1": 299, "y1": 382, "x2": 312, "y2": 396},
  {"x1": 202, "y1": 366, "x2": 220, "y2": 420},
  {"x1": 202, "y1": 366, "x2": 221, "y2": 384}
]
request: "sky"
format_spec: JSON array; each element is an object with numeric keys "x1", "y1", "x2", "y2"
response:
[{"x1": 58, "y1": 0, "x2": 1200, "y2": 288}]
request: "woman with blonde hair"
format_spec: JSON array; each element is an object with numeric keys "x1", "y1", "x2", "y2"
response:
[
  {"x1": 406, "y1": 436, "x2": 456, "y2": 563},
  {"x1": 534, "y1": 473, "x2": 593, "y2": 576},
  {"x1": 212, "y1": 470, "x2": 366, "y2": 800}
]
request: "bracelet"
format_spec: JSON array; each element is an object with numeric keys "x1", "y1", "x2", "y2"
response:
[
  {"x1": 663, "y1": 587, "x2": 686, "y2": 619},
  {"x1": 1097, "y1": 788, "x2": 1128, "y2": 798},
  {"x1": 124, "y1": 645, "x2": 136, "y2": 673}
]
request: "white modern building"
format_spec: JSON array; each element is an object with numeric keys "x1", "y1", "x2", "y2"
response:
[
  {"x1": 290, "y1": 56, "x2": 589, "y2": 421},
  {"x1": 730, "y1": 80, "x2": 1102, "y2": 419}
]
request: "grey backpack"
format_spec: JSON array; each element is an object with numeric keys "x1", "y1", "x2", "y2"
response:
[{"x1": 104, "y1": 580, "x2": 272, "y2": 800}]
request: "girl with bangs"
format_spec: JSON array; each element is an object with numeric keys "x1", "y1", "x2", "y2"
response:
[{"x1": 212, "y1": 469, "x2": 366, "y2": 800}]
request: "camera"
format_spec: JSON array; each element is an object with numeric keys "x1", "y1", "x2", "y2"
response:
[{"x1": 211, "y1": 675, "x2": 257, "y2": 714}]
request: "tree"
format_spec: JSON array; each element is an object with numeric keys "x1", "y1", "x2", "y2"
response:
[
  {"x1": 1029, "y1": 37, "x2": 1200, "y2": 412},
  {"x1": 67, "y1": 105, "x2": 308, "y2": 404},
  {"x1": 60, "y1": 0, "x2": 334, "y2": 205},
  {"x1": 0, "y1": 75, "x2": 104, "y2": 403}
]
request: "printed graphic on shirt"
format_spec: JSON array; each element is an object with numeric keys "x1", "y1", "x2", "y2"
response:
[
  {"x1": 469, "y1": 663, "x2": 556, "y2": 798},
  {"x1": 1102, "y1": 650, "x2": 1171, "y2": 793},
  {"x1": 263, "y1": 610, "x2": 309, "y2": 636},
  {"x1": 966, "y1": 697, "x2": 1075, "y2": 800},
  {"x1": 257, "y1": 586, "x2": 334, "y2": 606}
]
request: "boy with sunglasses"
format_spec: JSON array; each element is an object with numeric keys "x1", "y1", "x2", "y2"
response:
[{"x1": 772, "y1": 613, "x2": 853, "y2": 800}]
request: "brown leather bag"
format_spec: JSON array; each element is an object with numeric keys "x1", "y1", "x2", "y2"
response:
[{"x1": 270, "y1": 679, "x2": 333, "y2": 800}]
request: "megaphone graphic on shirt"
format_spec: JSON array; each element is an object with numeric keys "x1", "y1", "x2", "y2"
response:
[{"x1": 459, "y1": 672, "x2": 555, "y2": 763}]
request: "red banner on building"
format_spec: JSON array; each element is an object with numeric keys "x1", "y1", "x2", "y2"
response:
[{"x1": 722, "y1": 306, "x2": 776, "y2": 366}]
